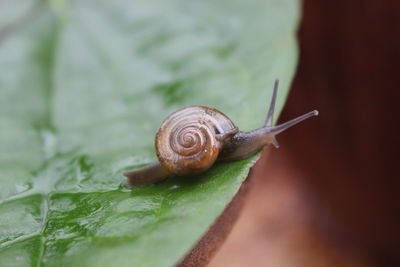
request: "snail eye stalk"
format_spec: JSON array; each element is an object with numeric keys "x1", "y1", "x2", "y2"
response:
[{"x1": 265, "y1": 79, "x2": 279, "y2": 127}]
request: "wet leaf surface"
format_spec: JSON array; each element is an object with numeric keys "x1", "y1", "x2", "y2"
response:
[{"x1": 0, "y1": 0, "x2": 299, "y2": 266}]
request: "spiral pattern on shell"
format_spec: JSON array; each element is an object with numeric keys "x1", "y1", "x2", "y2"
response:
[{"x1": 155, "y1": 106, "x2": 237, "y2": 175}]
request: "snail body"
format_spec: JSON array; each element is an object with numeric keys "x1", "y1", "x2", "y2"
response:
[{"x1": 124, "y1": 80, "x2": 318, "y2": 187}]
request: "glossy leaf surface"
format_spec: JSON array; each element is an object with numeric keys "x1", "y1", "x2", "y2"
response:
[{"x1": 0, "y1": 0, "x2": 299, "y2": 266}]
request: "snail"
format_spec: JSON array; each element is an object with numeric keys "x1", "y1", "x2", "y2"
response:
[{"x1": 124, "y1": 80, "x2": 318, "y2": 187}]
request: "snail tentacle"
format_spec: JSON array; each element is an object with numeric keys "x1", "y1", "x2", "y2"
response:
[
  {"x1": 265, "y1": 79, "x2": 279, "y2": 127},
  {"x1": 218, "y1": 82, "x2": 318, "y2": 161}
]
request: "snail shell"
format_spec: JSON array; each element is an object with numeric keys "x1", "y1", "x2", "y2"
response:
[{"x1": 155, "y1": 106, "x2": 238, "y2": 175}]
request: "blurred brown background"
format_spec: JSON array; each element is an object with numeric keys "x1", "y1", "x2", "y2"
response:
[{"x1": 209, "y1": 1, "x2": 400, "y2": 266}]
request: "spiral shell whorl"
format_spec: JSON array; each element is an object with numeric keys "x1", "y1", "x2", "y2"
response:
[{"x1": 156, "y1": 106, "x2": 236, "y2": 175}]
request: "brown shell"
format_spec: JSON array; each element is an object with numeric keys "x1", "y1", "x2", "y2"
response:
[{"x1": 155, "y1": 106, "x2": 238, "y2": 175}]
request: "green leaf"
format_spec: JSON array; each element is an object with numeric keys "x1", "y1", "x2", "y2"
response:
[{"x1": 0, "y1": 0, "x2": 299, "y2": 266}]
